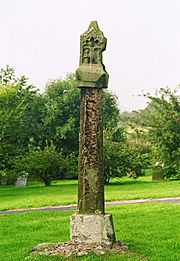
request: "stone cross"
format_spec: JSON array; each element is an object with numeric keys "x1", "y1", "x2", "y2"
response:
[
  {"x1": 70, "y1": 21, "x2": 116, "y2": 246},
  {"x1": 76, "y1": 21, "x2": 108, "y2": 214},
  {"x1": 32, "y1": 22, "x2": 118, "y2": 257}
]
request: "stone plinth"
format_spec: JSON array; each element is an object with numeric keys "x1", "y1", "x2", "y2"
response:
[{"x1": 70, "y1": 213, "x2": 116, "y2": 246}]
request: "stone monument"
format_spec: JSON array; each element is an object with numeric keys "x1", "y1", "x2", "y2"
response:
[
  {"x1": 15, "y1": 171, "x2": 28, "y2": 188},
  {"x1": 31, "y1": 22, "x2": 124, "y2": 258},
  {"x1": 70, "y1": 21, "x2": 116, "y2": 246}
]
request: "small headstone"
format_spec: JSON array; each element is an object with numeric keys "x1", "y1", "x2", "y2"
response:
[
  {"x1": 152, "y1": 162, "x2": 164, "y2": 181},
  {"x1": 15, "y1": 172, "x2": 28, "y2": 188}
]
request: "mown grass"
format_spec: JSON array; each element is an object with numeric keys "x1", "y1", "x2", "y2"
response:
[
  {"x1": 1, "y1": 203, "x2": 180, "y2": 260},
  {"x1": 0, "y1": 174, "x2": 180, "y2": 211}
]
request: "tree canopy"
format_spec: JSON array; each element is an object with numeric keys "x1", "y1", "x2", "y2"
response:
[{"x1": 142, "y1": 87, "x2": 180, "y2": 178}]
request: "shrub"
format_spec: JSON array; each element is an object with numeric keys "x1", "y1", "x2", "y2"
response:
[{"x1": 14, "y1": 143, "x2": 65, "y2": 186}]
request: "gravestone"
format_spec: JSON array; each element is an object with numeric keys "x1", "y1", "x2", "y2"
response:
[
  {"x1": 70, "y1": 21, "x2": 116, "y2": 246},
  {"x1": 152, "y1": 162, "x2": 164, "y2": 181},
  {"x1": 15, "y1": 172, "x2": 28, "y2": 188}
]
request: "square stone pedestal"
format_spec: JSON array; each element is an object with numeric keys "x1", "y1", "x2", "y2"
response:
[{"x1": 70, "y1": 213, "x2": 116, "y2": 246}]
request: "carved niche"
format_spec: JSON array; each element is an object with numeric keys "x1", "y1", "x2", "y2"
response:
[{"x1": 80, "y1": 21, "x2": 107, "y2": 66}]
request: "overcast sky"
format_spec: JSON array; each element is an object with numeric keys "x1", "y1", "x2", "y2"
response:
[{"x1": 1, "y1": 0, "x2": 180, "y2": 111}]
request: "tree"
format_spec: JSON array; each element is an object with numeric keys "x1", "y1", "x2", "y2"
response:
[
  {"x1": 140, "y1": 87, "x2": 180, "y2": 179},
  {"x1": 102, "y1": 90, "x2": 120, "y2": 129},
  {"x1": 14, "y1": 143, "x2": 66, "y2": 186},
  {"x1": 43, "y1": 75, "x2": 121, "y2": 154},
  {"x1": 0, "y1": 66, "x2": 45, "y2": 183},
  {"x1": 0, "y1": 67, "x2": 124, "y2": 183},
  {"x1": 43, "y1": 74, "x2": 80, "y2": 155},
  {"x1": 104, "y1": 128, "x2": 144, "y2": 183},
  {"x1": 120, "y1": 110, "x2": 151, "y2": 171},
  {"x1": 0, "y1": 65, "x2": 16, "y2": 86},
  {"x1": 43, "y1": 75, "x2": 122, "y2": 179}
]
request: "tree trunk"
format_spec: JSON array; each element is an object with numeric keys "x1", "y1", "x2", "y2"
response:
[
  {"x1": 42, "y1": 176, "x2": 51, "y2": 186},
  {"x1": 152, "y1": 170, "x2": 164, "y2": 181}
]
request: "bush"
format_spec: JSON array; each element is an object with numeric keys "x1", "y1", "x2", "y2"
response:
[
  {"x1": 104, "y1": 128, "x2": 144, "y2": 183},
  {"x1": 142, "y1": 87, "x2": 180, "y2": 179},
  {"x1": 14, "y1": 143, "x2": 66, "y2": 186}
]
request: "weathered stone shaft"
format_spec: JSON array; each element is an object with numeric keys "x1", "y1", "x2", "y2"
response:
[{"x1": 78, "y1": 88, "x2": 104, "y2": 214}]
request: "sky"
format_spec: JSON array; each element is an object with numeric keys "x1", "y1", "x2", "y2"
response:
[{"x1": 0, "y1": 0, "x2": 180, "y2": 111}]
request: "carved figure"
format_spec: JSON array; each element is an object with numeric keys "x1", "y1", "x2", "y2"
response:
[
  {"x1": 82, "y1": 48, "x2": 90, "y2": 64},
  {"x1": 80, "y1": 21, "x2": 107, "y2": 66}
]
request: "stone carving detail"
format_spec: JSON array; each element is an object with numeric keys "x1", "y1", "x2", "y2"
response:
[
  {"x1": 78, "y1": 88, "x2": 104, "y2": 214},
  {"x1": 76, "y1": 21, "x2": 109, "y2": 89},
  {"x1": 80, "y1": 21, "x2": 107, "y2": 66},
  {"x1": 77, "y1": 22, "x2": 108, "y2": 214}
]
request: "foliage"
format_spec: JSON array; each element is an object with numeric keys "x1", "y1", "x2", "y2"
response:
[
  {"x1": 102, "y1": 90, "x2": 120, "y2": 129},
  {"x1": 41, "y1": 75, "x2": 121, "y2": 180},
  {"x1": 14, "y1": 143, "x2": 67, "y2": 186},
  {"x1": 104, "y1": 128, "x2": 144, "y2": 183},
  {"x1": 121, "y1": 111, "x2": 151, "y2": 170},
  {"x1": 0, "y1": 67, "x2": 122, "y2": 184},
  {"x1": 141, "y1": 87, "x2": 180, "y2": 179},
  {"x1": 63, "y1": 153, "x2": 78, "y2": 179},
  {"x1": 43, "y1": 74, "x2": 80, "y2": 155},
  {"x1": 104, "y1": 128, "x2": 125, "y2": 183},
  {"x1": 0, "y1": 65, "x2": 17, "y2": 86},
  {"x1": 102, "y1": 94, "x2": 146, "y2": 183},
  {"x1": 0, "y1": 66, "x2": 45, "y2": 183},
  {"x1": 43, "y1": 75, "x2": 120, "y2": 154}
]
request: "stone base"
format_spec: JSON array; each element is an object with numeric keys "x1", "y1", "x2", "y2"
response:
[
  {"x1": 70, "y1": 213, "x2": 116, "y2": 246},
  {"x1": 31, "y1": 241, "x2": 127, "y2": 258}
]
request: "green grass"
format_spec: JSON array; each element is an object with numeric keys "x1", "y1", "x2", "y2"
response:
[
  {"x1": 0, "y1": 176, "x2": 180, "y2": 210},
  {"x1": 105, "y1": 176, "x2": 180, "y2": 202},
  {"x1": 1, "y1": 203, "x2": 180, "y2": 260},
  {"x1": 0, "y1": 175, "x2": 180, "y2": 211}
]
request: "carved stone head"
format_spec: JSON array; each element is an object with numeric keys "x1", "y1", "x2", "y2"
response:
[
  {"x1": 77, "y1": 21, "x2": 109, "y2": 89},
  {"x1": 80, "y1": 21, "x2": 107, "y2": 66}
]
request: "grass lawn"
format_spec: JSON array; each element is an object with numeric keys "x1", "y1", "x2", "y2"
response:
[
  {"x1": 0, "y1": 174, "x2": 180, "y2": 211},
  {"x1": 0, "y1": 203, "x2": 180, "y2": 260}
]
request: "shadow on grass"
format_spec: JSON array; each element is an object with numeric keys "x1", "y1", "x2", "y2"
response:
[{"x1": 105, "y1": 180, "x2": 152, "y2": 186}]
